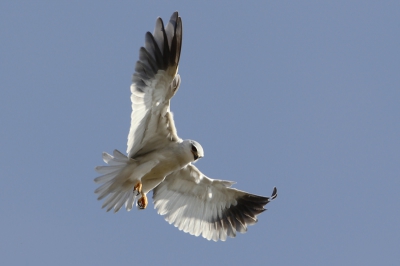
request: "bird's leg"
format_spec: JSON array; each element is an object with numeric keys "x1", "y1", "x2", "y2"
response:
[
  {"x1": 137, "y1": 193, "x2": 148, "y2": 209},
  {"x1": 133, "y1": 181, "x2": 142, "y2": 196},
  {"x1": 134, "y1": 181, "x2": 148, "y2": 209}
]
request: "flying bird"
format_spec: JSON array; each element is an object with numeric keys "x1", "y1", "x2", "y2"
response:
[{"x1": 94, "y1": 11, "x2": 277, "y2": 242}]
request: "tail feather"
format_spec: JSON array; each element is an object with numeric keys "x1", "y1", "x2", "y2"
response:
[
  {"x1": 125, "y1": 190, "x2": 137, "y2": 211},
  {"x1": 95, "y1": 165, "x2": 124, "y2": 174},
  {"x1": 114, "y1": 191, "x2": 131, "y2": 213},
  {"x1": 94, "y1": 180, "x2": 113, "y2": 196},
  {"x1": 113, "y1": 149, "x2": 130, "y2": 161},
  {"x1": 102, "y1": 150, "x2": 129, "y2": 164},
  {"x1": 97, "y1": 188, "x2": 112, "y2": 201},
  {"x1": 102, "y1": 152, "x2": 114, "y2": 164},
  {"x1": 106, "y1": 192, "x2": 126, "y2": 212},
  {"x1": 102, "y1": 191, "x2": 121, "y2": 210},
  {"x1": 94, "y1": 149, "x2": 138, "y2": 212},
  {"x1": 94, "y1": 170, "x2": 120, "y2": 184}
]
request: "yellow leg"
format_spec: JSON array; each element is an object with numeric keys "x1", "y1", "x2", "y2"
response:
[
  {"x1": 137, "y1": 193, "x2": 148, "y2": 209},
  {"x1": 134, "y1": 181, "x2": 147, "y2": 209},
  {"x1": 134, "y1": 182, "x2": 142, "y2": 193}
]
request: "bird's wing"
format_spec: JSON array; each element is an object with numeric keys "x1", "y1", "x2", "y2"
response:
[
  {"x1": 153, "y1": 164, "x2": 277, "y2": 241},
  {"x1": 127, "y1": 12, "x2": 183, "y2": 158}
]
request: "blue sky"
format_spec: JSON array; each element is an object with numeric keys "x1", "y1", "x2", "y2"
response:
[{"x1": 1, "y1": 1, "x2": 399, "y2": 265}]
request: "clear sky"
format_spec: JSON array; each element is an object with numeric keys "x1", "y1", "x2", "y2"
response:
[{"x1": 1, "y1": 1, "x2": 399, "y2": 265}]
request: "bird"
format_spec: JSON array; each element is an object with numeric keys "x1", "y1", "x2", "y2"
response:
[{"x1": 94, "y1": 11, "x2": 277, "y2": 242}]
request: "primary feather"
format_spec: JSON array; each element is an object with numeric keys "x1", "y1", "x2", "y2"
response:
[
  {"x1": 94, "y1": 11, "x2": 277, "y2": 242},
  {"x1": 127, "y1": 12, "x2": 182, "y2": 158}
]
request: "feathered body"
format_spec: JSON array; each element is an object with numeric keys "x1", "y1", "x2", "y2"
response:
[{"x1": 94, "y1": 12, "x2": 277, "y2": 241}]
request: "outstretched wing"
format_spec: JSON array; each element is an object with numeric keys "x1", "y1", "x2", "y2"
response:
[
  {"x1": 153, "y1": 164, "x2": 277, "y2": 241},
  {"x1": 127, "y1": 12, "x2": 183, "y2": 158}
]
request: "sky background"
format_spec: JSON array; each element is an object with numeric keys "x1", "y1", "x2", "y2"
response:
[{"x1": 1, "y1": 1, "x2": 399, "y2": 265}]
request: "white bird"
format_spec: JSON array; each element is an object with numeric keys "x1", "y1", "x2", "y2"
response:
[{"x1": 94, "y1": 11, "x2": 277, "y2": 242}]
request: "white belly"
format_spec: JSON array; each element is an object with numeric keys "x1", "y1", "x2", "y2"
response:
[{"x1": 135, "y1": 143, "x2": 192, "y2": 194}]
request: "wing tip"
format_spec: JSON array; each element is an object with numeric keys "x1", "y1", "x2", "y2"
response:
[{"x1": 271, "y1": 186, "x2": 278, "y2": 200}]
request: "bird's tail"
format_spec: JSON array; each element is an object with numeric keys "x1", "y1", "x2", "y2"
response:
[{"x1": 94, "y1": 150, "x2": 138, "y2": 212}]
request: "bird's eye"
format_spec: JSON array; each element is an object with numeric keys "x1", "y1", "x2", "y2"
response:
[
  {"x1": 191, "y1": 144, "x2": 198, "y2": 160},
  {"x1": 191, "y1": 144, "x2": 197, "y2": 153}
]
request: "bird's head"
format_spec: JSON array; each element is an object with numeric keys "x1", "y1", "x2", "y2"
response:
[{"x1": 183, "y1": 140, "x2": 204, "y2": 162}]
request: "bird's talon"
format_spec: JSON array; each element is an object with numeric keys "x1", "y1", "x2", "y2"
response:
[{"x1": 137, "y1": 194, "x2": 148, "y2": 209}]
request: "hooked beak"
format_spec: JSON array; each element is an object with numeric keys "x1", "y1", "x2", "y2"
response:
[{"x1": 191, "y1": 150, "x2": 199, "y2": 160}]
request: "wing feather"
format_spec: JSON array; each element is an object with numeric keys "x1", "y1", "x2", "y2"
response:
[
  {"x1": 127, "y1": 12, "x2": 183, "y2": 158},
  {"x1": 153, "y1": 164, "x2": 277, "y2": 241}
]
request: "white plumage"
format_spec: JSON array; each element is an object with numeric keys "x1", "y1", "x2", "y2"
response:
[{"x1": 94, "y1": 11, "x2": 277, "y2": 241}]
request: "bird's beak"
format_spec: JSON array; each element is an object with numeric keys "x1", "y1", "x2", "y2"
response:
[{"x1": 191, "y1": 150, "x2": 199, "y2": 160}]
